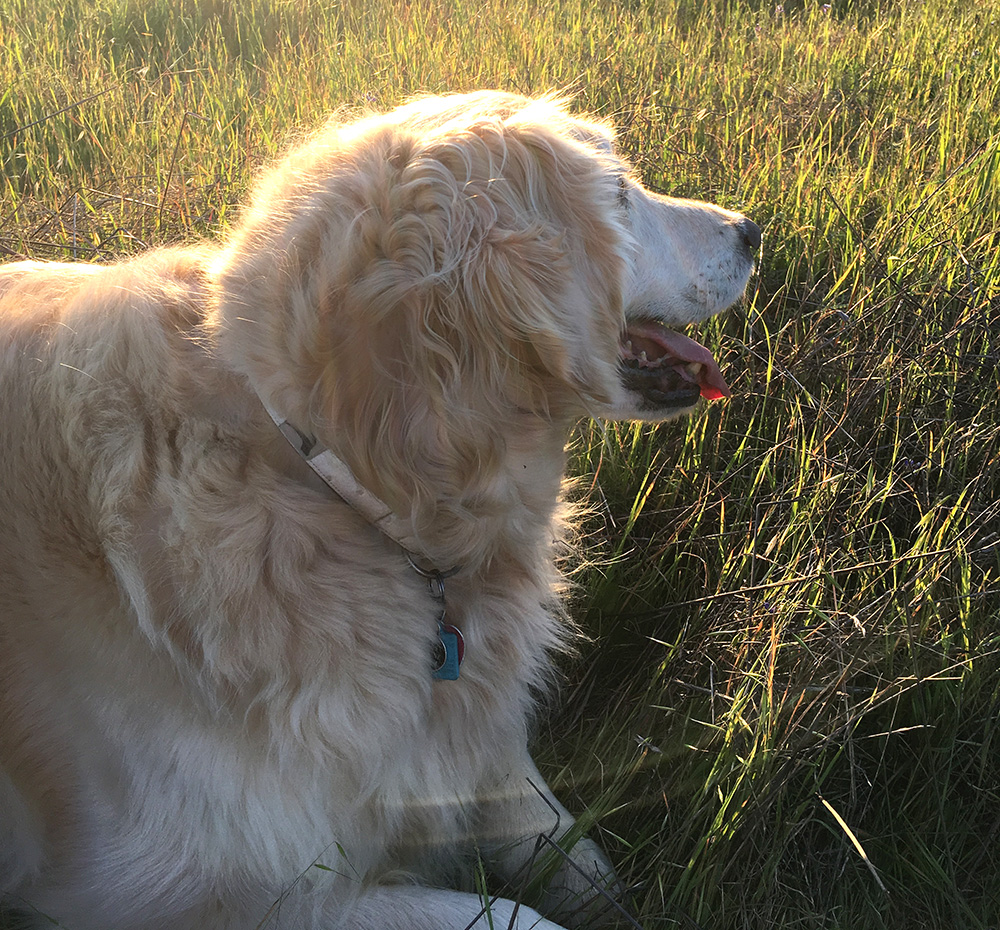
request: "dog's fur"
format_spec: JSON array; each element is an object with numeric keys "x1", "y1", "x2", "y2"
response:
[{"x1": 0, "y1": 92, "x2": 756, "y2": 930}]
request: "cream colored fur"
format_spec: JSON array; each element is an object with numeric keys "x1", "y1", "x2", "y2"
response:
[{"x1": 0, "y1": 91, "x2": 755, "y2": 930}]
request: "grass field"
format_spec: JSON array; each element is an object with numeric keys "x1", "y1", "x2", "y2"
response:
[{"x1": 2, "y1": 0, "x2": 1000, "y2": 927}]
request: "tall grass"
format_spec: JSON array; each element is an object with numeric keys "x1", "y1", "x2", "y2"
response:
[{"x1": 2, "y1": 0, "x2": 999, "y2": 927}]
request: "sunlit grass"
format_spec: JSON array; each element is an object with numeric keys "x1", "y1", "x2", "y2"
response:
[{"x1": 2, "y1": 0, "x2": 1000, "y2": 927}]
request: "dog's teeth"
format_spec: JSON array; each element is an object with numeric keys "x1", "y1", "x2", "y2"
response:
[
  {"x1": 639, "y1": 351, "x2": 648, "y2": 363},
  {"x1": 625, "y1": 340, "x2": 634, "y2": 353}
]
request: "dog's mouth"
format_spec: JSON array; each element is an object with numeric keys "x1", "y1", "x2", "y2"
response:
[{"x1": 619, "y1": 319, "x2": 730, "y2": 409}]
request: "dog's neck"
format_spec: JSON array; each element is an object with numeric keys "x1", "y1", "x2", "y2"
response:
[
  {"x1": 257, "y1": 395, "x2": 469, "y2": 681},
  {"x1": 255, "y1": 388, "x2": 569, "y2": 557},
  {"x1": 258, "y1": 396, "x2": 424, "y2": 556}
]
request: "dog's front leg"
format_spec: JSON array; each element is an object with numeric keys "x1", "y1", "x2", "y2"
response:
[
  {"x1": 349, "y1": 886, "x2": 567, "y2": 930},
  {"x1": 476, "y1": 753, "x2": 620, "y2": 928}
]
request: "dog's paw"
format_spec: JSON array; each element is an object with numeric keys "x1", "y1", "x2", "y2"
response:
[{"x1": 536, "y1": 837, "x2": 627, "y2": 928}]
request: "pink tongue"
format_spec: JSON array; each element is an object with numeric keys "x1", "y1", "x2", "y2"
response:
[{"x1": 629, "y1": 323, "x2": 731, "y2": 399}]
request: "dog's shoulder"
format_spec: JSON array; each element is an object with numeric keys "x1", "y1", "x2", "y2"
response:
[
  {"x1": 0, "y1": 247, "x2": 240, "y2": 538},
  {"x1": 0, "y1": 248, "x2": 214, "y2": 374}
]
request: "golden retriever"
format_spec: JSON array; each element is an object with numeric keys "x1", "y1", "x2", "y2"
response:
[{"x1": 0, "y1": 91, "x2": 759, "y2": 930}]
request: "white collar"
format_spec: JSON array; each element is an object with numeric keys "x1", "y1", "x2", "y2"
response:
[
  {"x1": 257, "y1": 395, "x2": 466, "y2": 680},
  {"x1": 258, "y1": 398, "x2": 424, "y2": 556},
  {"x1": 254, "y1": 388, "x2": 465, "y2": 681}
]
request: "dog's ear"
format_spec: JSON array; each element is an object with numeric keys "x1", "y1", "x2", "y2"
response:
[{"x1": 339, "y1": 123, "x2": 623, "y2": 386}]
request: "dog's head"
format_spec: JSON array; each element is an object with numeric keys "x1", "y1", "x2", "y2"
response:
[
  {"x1": 214, "y1": 91, "x2": 757, "y2": 533},
  {"x1": 610, "y1": 185, "x2": 759, "y2": 419}
]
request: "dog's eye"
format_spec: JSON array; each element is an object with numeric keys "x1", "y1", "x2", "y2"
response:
[{"x1": 616, "y1": 174, "x2": 629, "y2": 212}]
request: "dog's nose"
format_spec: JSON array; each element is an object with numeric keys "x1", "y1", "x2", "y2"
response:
[{"x1": 736, "y1": 217, "x2": 762, "y2": 253}]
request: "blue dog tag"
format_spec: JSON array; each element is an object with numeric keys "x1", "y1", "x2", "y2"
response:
[{"x1": 432, "y1": 621, "x2": 465, "y2": 681}]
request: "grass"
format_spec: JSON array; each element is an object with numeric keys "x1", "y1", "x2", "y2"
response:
[{"x1": 2, "y1": 0, "x2": 1000, "y2": 927}]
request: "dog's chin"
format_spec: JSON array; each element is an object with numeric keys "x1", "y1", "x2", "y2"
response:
[
  {"x1": 618, "y1": 366, "x2": 703, "y2": 413},
  {"x1": 602, "y1": 386, "x2": 701, "y2": 423},
  {"x1": 600, "y1": 316, "x2": 730, "y2": 421}
]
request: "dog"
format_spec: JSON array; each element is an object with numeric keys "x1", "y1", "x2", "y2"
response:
[{"x1": 0, "y1": 91, "x2": 758, "y2": 930}]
